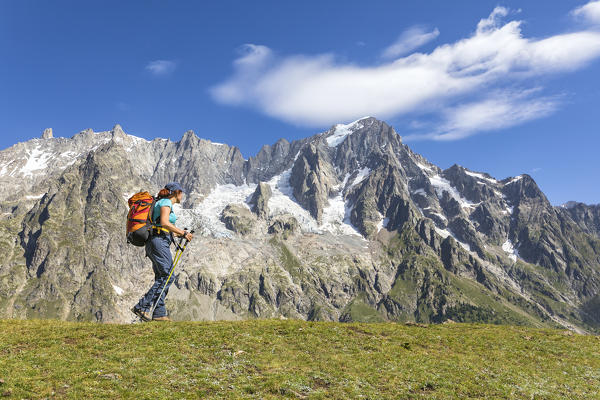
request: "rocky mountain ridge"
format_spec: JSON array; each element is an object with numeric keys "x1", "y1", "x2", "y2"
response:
[{"x1": 0, "y1": 118, "x2": 598, "y2": 332}]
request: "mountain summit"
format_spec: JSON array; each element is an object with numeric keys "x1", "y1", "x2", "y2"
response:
[{"x1": 0, "y1": 119, "x2": 598, "y2": 332}]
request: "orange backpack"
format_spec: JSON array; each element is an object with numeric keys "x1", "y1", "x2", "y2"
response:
[{"x1": 126, "y1": 192, "x2": 155, "y2": 246}]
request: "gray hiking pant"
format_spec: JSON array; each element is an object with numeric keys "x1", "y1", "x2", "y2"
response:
[{"x1": 136, "y1": 234, "x2": 174, "y2": 318}]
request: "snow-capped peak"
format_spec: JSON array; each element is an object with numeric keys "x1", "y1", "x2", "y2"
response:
[{"x1": 326, "y1": 117, "x2": 370, "y2": 147}]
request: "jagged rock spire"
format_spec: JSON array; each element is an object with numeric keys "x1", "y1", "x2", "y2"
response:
[
  {"x1": 42, "y1": 128, "x2": 53, "y2": 139},
  {"x1": 112, "y1": 124, "x2": 125, "y2": 136}
]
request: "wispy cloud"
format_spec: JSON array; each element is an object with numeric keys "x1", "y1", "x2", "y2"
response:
[
  {"x1": 404, "y1": 89, "x2": 562, "y2": 141},
  {"x1": 211, "y1": 6, "x2": 600, "y2": 140},
  {"x1": 381, "y1": 26, "x2": 439, "y2": 59},
  {"x1": 572, "y1": 1, "x2": 600, "y2": 24},
  {"x1": 145, "y1": 60, "x2": 177, "y2": 76}
]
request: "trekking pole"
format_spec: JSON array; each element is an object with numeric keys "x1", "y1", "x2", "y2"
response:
[{"x1": 149, "y1": 229, "x2": 194, "y2": 318}]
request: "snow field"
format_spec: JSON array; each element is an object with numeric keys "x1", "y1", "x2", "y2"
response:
[
  {"x1": 416, "y1": 162, "x2": 434, "y2": 174},
  {"x1": 434, "y1": 227, "x2": 472, "y2": 252},
  {"x1": 178, "y1": 163, "x2": 371, "y2": 239},
  {"x1": 464, "y1": 170, "x2": 498, "y2": 184},
  {"x1": 20, "y1": 147, "x2": 52, "y2": 176},
  {"x1": 506, "y1": 175, "x2": 523, "y2": 185},
  {"x1": 502, "y1": 239, "x2": 519, "y2": 262},
  {"x1": 429, "y1": 174, "x2": 478, "y2": 209}
]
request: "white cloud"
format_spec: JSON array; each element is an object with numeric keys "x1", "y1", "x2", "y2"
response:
[
  {"x1": 145, "y1": 60, "x2": 177, "y2": 76},
  {"x1": 572, "y1": 1, "x2": 600, "y2": 24},
  {"x1": 211, "y1": 45, "x2": 272, "y2": 105},
  {"x1": 476, "y1": 6, "x2": 509, "y2": 33},
  {"x1": 381, "y1": 26, "x2": 440, "y2": 59},
  {"x1": 211, "y1": 6, "x2": 600, "y2": 139},
  {"x1": 404, "y1": 89, "x2": 561, "y2": 141}
]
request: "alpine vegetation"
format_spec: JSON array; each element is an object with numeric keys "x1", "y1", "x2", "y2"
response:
[{"x1": 0, "y1": 119, "x2": 599, "y2": 333}]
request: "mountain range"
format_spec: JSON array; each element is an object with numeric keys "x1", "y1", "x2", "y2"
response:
[{"x1": 0, "y1": 118, "x2": 598, "y2": 332}]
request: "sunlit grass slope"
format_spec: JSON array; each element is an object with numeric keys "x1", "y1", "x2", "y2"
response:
[{"x1": 0, "y1": 319, "x2": 598, "y2": 399}]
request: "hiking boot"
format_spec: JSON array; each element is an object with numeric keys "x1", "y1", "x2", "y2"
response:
[
  {"x1": 152, "y1": 315, "x2": 171, "y2": 322},
  {"x1": 131, "y1": 307, "x2": 151, "y2": 322}
]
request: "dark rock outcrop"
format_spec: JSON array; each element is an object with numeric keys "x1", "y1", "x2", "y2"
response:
[
  {"x1": 249, "y1": 182, "x2": 272, "y2": 219},
  {"x1": 289, "y1": 143, "x2": 338, "y2": 223},
  {"x1": 268, "y1": 215, "x2": 299, "y2": 239},
  {"x1": 220, "y1": 204, "x2": 257, "y2": 236}
]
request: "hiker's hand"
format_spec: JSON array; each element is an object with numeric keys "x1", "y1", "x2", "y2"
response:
[{"x1": 184, "y1": 231, "x2": 193, "y2": 241}]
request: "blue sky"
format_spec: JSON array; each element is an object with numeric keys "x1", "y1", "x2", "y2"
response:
[{"x1": 1, "y1": 0, "x2": 599, "y2": 205}]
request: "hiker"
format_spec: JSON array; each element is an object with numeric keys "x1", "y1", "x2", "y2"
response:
[{"x1": 131, "y1": 182, "x2": 193, "y2": 321}]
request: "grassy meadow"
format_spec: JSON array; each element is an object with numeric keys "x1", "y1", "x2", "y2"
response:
[{"x1": 0, "y1": 319, "x2": 598, "y2": 399}]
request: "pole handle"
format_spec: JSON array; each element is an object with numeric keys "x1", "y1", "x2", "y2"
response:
[{"x1": 183, "y1": 229, "x2": 195, "y2": 244}]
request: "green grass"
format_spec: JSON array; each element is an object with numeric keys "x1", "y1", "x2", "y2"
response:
[
  {"x1": 269, "y1": 237, "x2": 305, "y2": 285},
  {"x1": 340, "y1": 293, "x2": 386, "y2": 323},
  {"x1": 0, "y1": 319, "x2": 599, "y2": 399}
]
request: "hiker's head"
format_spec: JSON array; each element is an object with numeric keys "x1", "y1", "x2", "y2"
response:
[{"x1": 157, "y1": 182, "x2": 184, "y2": 203}]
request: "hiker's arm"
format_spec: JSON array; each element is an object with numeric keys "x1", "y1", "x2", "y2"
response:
[{"x1": 159, "y1": 206, "x2": 193, "y2": 240}]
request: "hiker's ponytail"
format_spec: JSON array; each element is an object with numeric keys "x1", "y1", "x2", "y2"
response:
[
  {"x1": 156, "y1": 188, "x2": 182, "y2": 200},
  {"x1": 156, "y1": 188, "x2": 171, "y2": 200}
]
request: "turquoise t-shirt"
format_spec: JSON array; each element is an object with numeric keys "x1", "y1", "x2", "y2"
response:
[{"x1": 153, "y1": 198, "x2": 177, "y2": 226}]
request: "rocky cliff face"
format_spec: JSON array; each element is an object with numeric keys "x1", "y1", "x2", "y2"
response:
[
  {"x1": 1, "y1": 118, "x2": 599, "y2": 332},
  {"x1": 561, "y1": 202, "x2": 600, "y2": 238}
]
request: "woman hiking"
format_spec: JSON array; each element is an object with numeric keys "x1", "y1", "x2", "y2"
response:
[{"x1": 131, "y1": 182, "x2": 193, "y2": 322}]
